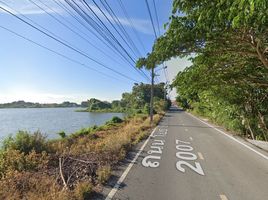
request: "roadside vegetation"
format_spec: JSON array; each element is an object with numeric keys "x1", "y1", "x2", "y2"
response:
[
  {"x1": 0, "y1": 83, "x2": 170, "y2": 199},
  {"x1": 0, "y1": 114, "x2": 163, "y2": 199},
  {"x1": 138, "y1": 0, "x2": 268, "y2": 141}
]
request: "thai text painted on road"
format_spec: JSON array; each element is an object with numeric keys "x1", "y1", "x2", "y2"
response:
[{"x1": 142, "y1": 126, "x2": 168, "y2": 168}]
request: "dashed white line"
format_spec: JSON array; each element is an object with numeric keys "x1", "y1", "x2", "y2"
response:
[
  {"x1": 187, "y1": 112, "x2": 268, "y2": 161},
  {"x1": 105, "y1": 127, "x2": 158, "y2": 200},
  {"x1": 197, "y1": 152, "x2": 204, "y2": 160},
  {"x1": 219, "y1": 194, "x2": 228, "y2": 200}
]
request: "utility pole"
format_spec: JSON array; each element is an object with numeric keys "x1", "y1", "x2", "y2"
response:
[{"x1": 150, "y1": 66, "x2": 154, "y2": 126}]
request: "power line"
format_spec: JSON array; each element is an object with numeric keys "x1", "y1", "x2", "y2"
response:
[
  {"x1": 149, "y1": 0, "x2": 169, "y2": 85},
  {"x1": 91, "y1": 0, "x2": 139, "y2": 59},
  {"x1": 115, "y1": 0, "x2": 150, "y2": 80},
  {"x1": 99, "y1": 0, "x2": 151, "y2": 79},
  {"x1": 145, "y1": 0, "x2": 157, "y2": 39},
  {"x1": 53, "y1": 0, "x2": 132, "y2": 68},
  {"x1": 34, "y1": 0, "x2": 125, "y2": 67},
  {"x1": 0, "y1": 24, "x2": 133, "y2": 83},
  {"x1": 63, "y1": 0, "x2": 134, "y2": 68},
  {"x1": 100, "y1": 0, "x2": 142, "y2": 57},
  {"x1": 152, "y1": 0, "x2": 160, "y2": 36},
  {"x1": 66, "y1": 0, "x2": 150, "y2": 81},
  {"x1": 65, "y1": 0, "x2": 139, "y2": 75},
  {"x1": 0, "y1": 4, "x2": 139, "y2": 82},
  {"x1": 0, "y1": 0, "x2": 112, "y2": 68},
  {"x1": 80, "y1": 0, "x2": 137, "y2": 64},
  {"x1": 117, "y1": 0, "x2": 146, "y2": 53},
  {"x1": 80, "y1": 0, "x2": 138, "y2": 64}
]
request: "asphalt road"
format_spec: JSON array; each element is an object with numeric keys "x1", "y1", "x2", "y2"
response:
[{"x1": 104, "y1": 107, "x2": 268, "y2": 200}]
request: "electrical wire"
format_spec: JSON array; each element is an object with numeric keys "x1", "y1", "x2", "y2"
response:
[
  {"x1": 34, "y1": 0, "x2": 125, "y2": 67},
  {"x1": 0, "y1": 4, "x2": 139, "y2": 82},
  {"x1": 53, "y1": 0, "x2": 132, "y2": 67},
  {"x1": 117, "y1": 0, "x2": 146, "y2": 53},
  {"x1": 0, "y1": 24, "x2": 133, "y2": 83},
  {"x1": 152, "y1": 0, "x2": 160, "y2": 36},
  {"x1": 65, "y1": 0, "x2": 139, "y2": 73},
  {"x1": 91, "y1": 0, "x2": 139, "y2": 59},
  {"x1": 145, "y1": 0, "x2": 157, "y2": 39},
  {"x1": 100, "y1": 0, "x2": 142, "y2": 57},
  {"x1": 66, "y1": 0, "x2": 150, "y2": 81}
]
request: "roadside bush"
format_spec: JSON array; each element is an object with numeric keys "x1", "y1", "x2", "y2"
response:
[
  {"x1": 2, "y1": 131, "x2": 49, "y2": 154},
  {"x1": 0, "y1": 149, "x2": 49, "y2": 179},
  {"x1": 72, "y1": 128, "x2": 92, "y2": 137},
  {"x1": 96, "y1": 165, "x2": 111, "y2": 184},
  {"x1": 74, "y1": 181, "x2": 93, "y2": 200},
  {"x1": 105, "y1": 116, "x2": 123, "y2": 126},
  {"x1": 70, "y1": 126, "x2": 100, "y2": 139},
  {"x1": 0, "y1": 172, "x2": 69, "y2": 200},
  {"x1": 57, "y1": 131, "x2": 66, "y2": 139}
]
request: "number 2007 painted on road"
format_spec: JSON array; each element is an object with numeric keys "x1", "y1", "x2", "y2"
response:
[{"x1": 175, "y1": 139, "x2": 205, "y2": 176}]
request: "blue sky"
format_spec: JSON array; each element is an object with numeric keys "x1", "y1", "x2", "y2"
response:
[{"x1": 0, "y1": 0, "x2": 191, "y2": 103}]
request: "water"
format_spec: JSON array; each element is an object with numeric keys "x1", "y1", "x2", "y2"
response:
[{"x1": 0, "y1": 108, "x2": 124, "y2": 140}]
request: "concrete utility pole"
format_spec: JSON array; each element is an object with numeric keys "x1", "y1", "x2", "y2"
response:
[{"x1": 150, "y1": 66, "x2": 154, "y2": 126}]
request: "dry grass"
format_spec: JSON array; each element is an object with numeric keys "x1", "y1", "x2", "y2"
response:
[
  {"x1": 96, "y1": 165, "x2": 111, "y2": 184},
  {"x1": 0, "y1": 113, "x2": 163, "y2": 199}
]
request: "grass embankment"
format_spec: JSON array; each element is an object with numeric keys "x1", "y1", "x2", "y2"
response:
[{"x1": 0, "y1": 113, "x2": 163, "y2": 200}]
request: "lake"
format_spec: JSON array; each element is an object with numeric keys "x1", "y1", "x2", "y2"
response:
[{"x1": 0, "y1": 107, "x2": 124, "y2": 140}]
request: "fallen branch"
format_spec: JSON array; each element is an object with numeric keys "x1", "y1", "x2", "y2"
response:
[{"x1": 59, "y1": 157, "x2": 68, "y2": 190}]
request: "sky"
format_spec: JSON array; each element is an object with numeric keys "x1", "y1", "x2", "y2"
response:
[{"x1": 0, "y1": 0, "x2": 191, "y2": 103}]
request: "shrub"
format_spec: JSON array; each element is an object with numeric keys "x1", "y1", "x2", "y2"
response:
[
  {"x1": 57, "y1": 131, "x2": 66, "y2": 139},
  {"x1": 70, "y1": 127, "x2": 99, "y2": 141},
  {"x1": 2, "y1": 131, "x2": 49, "y2": 154},
  {"x1": 73, "y1": 128, "x2": 91, "y2": 137},
  {"x1": 0, "y1": 172, "x2": 69, "y2": 200},
  {"x1": 108, "y1": 116, "x2": 123, "y2": 124},
  {"x1": 96, "y1": 165, "x2": 111, "y2": 184},
  {"x1": 73, "y1": 181, "x2": 93, "y2": 200},
  {"x1": 0, "y1": 149, "x2": 49, "y2": 178}
]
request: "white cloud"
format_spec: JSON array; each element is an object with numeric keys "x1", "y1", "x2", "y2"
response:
[
  {"x1": 0, "y1": 0, "x2": 152, "y2": 35},
  {"x1": 87, "y1": 3, "x2": 152, "y2": 35},
  {"x1": 0, "y1": 0, "x2": 63, "y2": 15}
]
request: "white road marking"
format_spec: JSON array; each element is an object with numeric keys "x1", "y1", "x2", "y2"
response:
[
  {"x1": 187, "y1": 112, "x2": 268, "y2": 161},
  {"x1": 219, "y1": 194, "x2": 228, "y2": 200},
  {"x1": 185, "y1": 128, "x2": 188, "y2": 131},
  {"x1": 189, "y1": 137, "x2": 193, "y2": 141},
  {"x1": 105, "y1": 127, "x2": 158, "y2": 200},
  {"x1": 197, "y1": 152, "x2": 204, "y2": 160}
]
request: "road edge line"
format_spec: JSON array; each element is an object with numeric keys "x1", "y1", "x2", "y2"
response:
[
  {"x1": 186, "y1": 112, "x2": 268, "y2": 161},
  {"x1": 105, "y1": 126, "x2": 158, "y2": 200}
]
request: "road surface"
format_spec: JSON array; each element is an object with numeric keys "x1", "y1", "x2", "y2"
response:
[{"x1": 103, "y1": 107, "x2": 268, "y2": 200}]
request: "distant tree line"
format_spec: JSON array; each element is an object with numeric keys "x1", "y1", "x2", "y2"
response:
[{"x1": 0, "y1": 101, "x2": 80, "y2": 108}]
